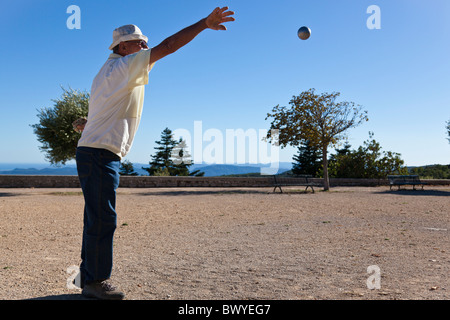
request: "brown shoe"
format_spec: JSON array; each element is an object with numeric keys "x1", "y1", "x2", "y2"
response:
[{"x1": 82, "y1": 280, "x2": 125, "y2": 300}]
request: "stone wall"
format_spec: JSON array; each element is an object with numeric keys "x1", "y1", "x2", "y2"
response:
[{"x1": 0, "y1": 175, "x2": 448, "y2": 188}]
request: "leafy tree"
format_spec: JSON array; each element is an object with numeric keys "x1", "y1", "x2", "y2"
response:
[
  {"x1": 119, "y1": 159, "x2": 139, "y2": 176},
  {"x1": 328, "y1": 132, "x2": 408, "y2": 178},
  {"x1": 291, "y1": 139, "x2": 322, "y2": 176},
  {"x1": 31, "y1": 87, "x2": 89, "y2": 165},
  {"x1": 410, "y1": 164, "x2": 450, "y2": 179},
  {"x1": 266, "y1": 88, "x2": 368, "y2": 190},
  {"x1": 327, "y1": 141, "x2": 352, "y2": 178},
  {"x1": 142, "y1": 127, "x2": 204, "y2": 176}
]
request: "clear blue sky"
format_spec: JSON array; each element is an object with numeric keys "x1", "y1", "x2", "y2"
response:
[{"x1": 1, "y1": 0, "x2": 449, "y2": 168}]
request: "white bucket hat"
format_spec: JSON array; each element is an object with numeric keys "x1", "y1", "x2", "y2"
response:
[{"x1": 109, "y1": 24, "x2": 148, "y2": 50}]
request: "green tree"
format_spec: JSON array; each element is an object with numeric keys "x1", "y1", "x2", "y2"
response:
[
  {"x1": 171, "y1": 139, "x2": 205, "y2": 176},
  {"x1": 266, "y1": 88, "x2": 368, "y2": 190},
  {"x1": 328, "y1": 133, "x2": 407, "y2": 178},
  {"x1": 142, "y1": 127, "x2": 204, "y2": 176},
  {"x1": 152, "y1": 167, "x2": 171, "y2": 176},
  {"x1": 30, "y1": 87, "x2": 89, "y2": 165},
  {"x1": 410, "y1": 164, "x2": 450, "y2": 179},
  {"x1": 327, "y1": 142, "x2": 352, "y2": 178},
  {"x1": 143, "y1": 128, "x2": 176, "y2": 175},
  {"x1": 119, "y1": 159, "x2": 139, "y2": 176},
  {"x1": 291, "y1": 139, "x2": 322, "y2": 176}
]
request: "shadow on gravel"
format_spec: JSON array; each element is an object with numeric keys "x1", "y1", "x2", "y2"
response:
[
  {"x1": 0, "y1": 192, "x2": 23, "y2": 197},
  {"x1": 27, "y1": 294, "x2": 90, "y2": 300},
  {"x1": 375, "y1": 189, "x2": 450, "y2": 197},
  {"x1": 136, "y1": 189, "x2": 272, "y2": 196}
]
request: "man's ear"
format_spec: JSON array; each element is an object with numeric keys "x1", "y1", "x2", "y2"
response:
[{"x1": 119, "y1": 42, "x2": 125, "y2": 51}]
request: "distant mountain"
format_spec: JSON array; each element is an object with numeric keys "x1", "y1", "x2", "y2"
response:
[
  {"x1": 0, "y1": 162, "x2": 293, "y2": 177},
  {"x1": 0, "y1": 163, "x2": 52, "y2": 170},
  {"x1": 129, "y1": 162, "x2": 292, "y2": 176},
  {"x1": 189, "y1": 163, "x2": 291, "y2": 176},
  {"x1": 0, "y1": 166, "x2": 78, "y2": 175},
  {"x1": 189, "y1": 164, "x2": 258, "y2": 176}
]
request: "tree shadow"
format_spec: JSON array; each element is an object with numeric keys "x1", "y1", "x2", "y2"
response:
[
  {"x1": 136, "y1": 189, "x2": 272, "y2": 196},
  {"x1": 375, "y1": 189, "x2": 450, "y2": 197},
  {"x1": 0, "y1": 192, "x2": 22, "y2": 197}
]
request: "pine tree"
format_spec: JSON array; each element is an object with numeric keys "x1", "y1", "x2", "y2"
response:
[
  {"x1": 171, "y1": 139, "x2": 205, "y2": 176},
  {"x1": 291, "y1": 139, "x2": 322, "y2": 176},
  {"x1": 327, "y1": 142, "x2": 352, "y2": 178},
  {"x1": 119, "y1": 159, "x2": 138, "y2": 176},
  {"x1": 143, "y1": 128, "x2": 177, "y2": 175},
  {"x1": 142, "y1": 128, "x2": 204, "y2": 176},
  {"x1": 171, "y1": 139, "x2": 191, "y2": 176}
]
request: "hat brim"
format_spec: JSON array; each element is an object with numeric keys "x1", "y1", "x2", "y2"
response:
[{"x1": 109, "y1": 34, "x2": 149, "y2": 50}]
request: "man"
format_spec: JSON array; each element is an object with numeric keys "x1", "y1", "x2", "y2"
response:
[{"x1": 75, "y1": 7, "x2": 235, "y2": 300}]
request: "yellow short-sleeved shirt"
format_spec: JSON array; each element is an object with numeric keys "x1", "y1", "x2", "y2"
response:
[{"x1": 78, "y1": 49, "x2": 153, "y2": 158}]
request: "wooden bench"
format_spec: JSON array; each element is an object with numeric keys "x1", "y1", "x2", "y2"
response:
[
  {"x1": 271, "y1": 175, "x2": 319, "y2": 193},
  {"x1": 387, "y1": 175, "x2": 426, "y2": 191}
]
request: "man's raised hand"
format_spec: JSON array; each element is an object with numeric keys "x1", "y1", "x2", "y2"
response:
[{"x1": 205, "y1": 7, "x2": 235, "y2": 31}]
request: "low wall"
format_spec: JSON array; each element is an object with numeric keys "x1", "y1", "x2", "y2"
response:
[
  {"x1": 0, "y1": 176, "x2": 270, "y2": 188},
  {"x1": 0, "y1": 175, "x2": 449, "y2": 188}
]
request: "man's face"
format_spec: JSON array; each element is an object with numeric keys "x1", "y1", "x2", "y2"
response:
[{"x1": 119, "y1": 40, "x2": 149, "y2": 56}]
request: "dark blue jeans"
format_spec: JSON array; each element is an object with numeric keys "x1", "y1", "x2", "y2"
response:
[{"x1": 76, "y1": 147, "x2": 121, "y2": 283}]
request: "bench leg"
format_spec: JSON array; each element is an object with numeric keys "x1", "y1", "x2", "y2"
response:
[{"x1": 273, "y1": 186, "x2": 283, "y2": 193}]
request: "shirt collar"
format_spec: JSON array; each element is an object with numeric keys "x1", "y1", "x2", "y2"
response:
[{"x1": 108, "y1": 53, "x2": 123, "y2": 59}]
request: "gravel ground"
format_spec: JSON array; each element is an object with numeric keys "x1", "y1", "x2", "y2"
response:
[{"x1": 0, "y1": 186, "x2": 449, "y2": 300}]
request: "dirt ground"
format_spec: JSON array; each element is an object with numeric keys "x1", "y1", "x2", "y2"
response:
[{"x1": 0, "y1": 185, "x2": 448, "y2": 300}]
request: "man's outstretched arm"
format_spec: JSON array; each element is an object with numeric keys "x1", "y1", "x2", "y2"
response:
[{"x1": 149, "y1": 7, "x2": 235, "y2": 65}]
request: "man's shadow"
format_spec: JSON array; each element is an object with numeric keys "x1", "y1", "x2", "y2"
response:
[{"x1": 27, "y1": 293, "x2": 91, "y2": 300}]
